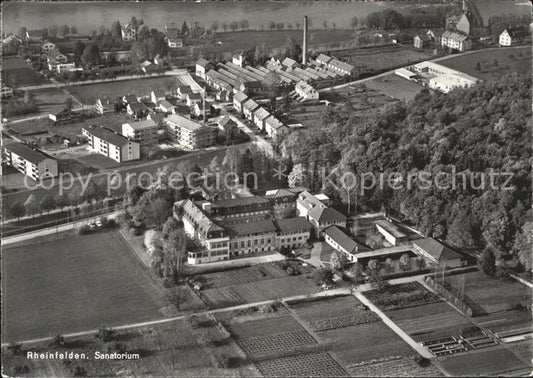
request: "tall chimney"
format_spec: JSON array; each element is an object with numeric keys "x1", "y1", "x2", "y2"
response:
[{"x1": 302, "y1": 16, "x2": 308, "y2": 65}]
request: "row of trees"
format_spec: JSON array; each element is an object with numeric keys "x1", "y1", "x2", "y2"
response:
[
  {"x1": 279, "y1": 73, "x2": 531, "y2": 273},
  {"x1": 364, "y1": 6, "x2": 452, "y2": 30}
]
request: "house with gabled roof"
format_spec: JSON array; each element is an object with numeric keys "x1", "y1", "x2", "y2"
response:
[
  {"x1": 233, "y1": 91, "x2": 249, "y2": 113},
  {"x1": 151, "y1": 89, "x2": 166, "y2": 104},
  {"x1": 252, "y1": 107, "x2": 271, "y2": 131},
  {"x1": 297, "y1": 191, "x2": 346, "y2": 237},
  {"x1": 3, "y1": 142, "x2": 58, "y2": 181},
  {"x1": 195, "y1": 58, "x2": 213, "y2": 80},
  {"x1": 265, "y1": 116, "x2": 289, "y2": 140},
  {"x1": 82, "y1": 125, "x2": 140, "y2": 162},
  {"x1": 413, "y1": 238, "x2": 463, "y2": 268},
  {"x1": 242, "y1": 98, "x2": 259, "y2": 121}
]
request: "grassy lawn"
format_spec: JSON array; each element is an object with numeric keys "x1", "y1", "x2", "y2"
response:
[
  {"x1": 66, "y1": 77, "x2": 182, "y2": 104},
  {"x1": 445, "y1": 272, "x2": 531, "y2": 314},
  {"x1": 438, "y1": 46, "x2": 531, "y2": 80},
  {"x1": 2, "y1": 56, "x2": 43, "y2": 87},
  {"x1": 437, "y1": 346, "x2": 531, "y2": 377},
  {"x1": 2, "y1": 229, "x2": 167, "y2": 342},
  {"x1": 30, "y1": 87, "x2": 72, "y2": 115}
]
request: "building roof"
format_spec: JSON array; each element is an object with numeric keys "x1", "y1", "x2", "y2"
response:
[
  {"x1": 253, "y1": 107, "x2": 270, "y2": 121},
  {"x1": 176, "y1": 199, "x2": 225, "y2": 237},
  {"x1": 265, "y1": 116, "x2": 286, "y2": 130},
  {"x1": 316, "y1": 53, "x2": 332, "y2": 64},
  {"x1": 226, "y1": 219, "x2": 277, "y2": 237},
  {"x1": 4, "y1": 142, "x2": 54, "y2": 164},
  {"x1": 310, "y1": 206, "x2": 346, "y2": 225},
  {"x1": 329, "y1": 58, "x2": 354, "y2": 73},
  {"x1": 413, "y1": 238, "x2": 462, "y2": 262},
  {"x1": 128, "y1": 102, "x2": 148, "y2": 113},
  {"x1": 97, "y1": 97, "x2": 116, "y2": 106},
  {"x1": 276, "y1": 217, "x2": 311, "y2": 234},
  {"x1": 187, "y1": 93, "x2": 202, "y2": 101},
  {"x1": 27, "y1": 30, "x2": 45, "y2": 38},
  {"x1": 295, "y1": 80, "x2": 316, "y2": 94},
  {"x1": 84, "y1": 125, "x2": 130, "y2": 147},
  {"x1": 264, "y1": 188, "x2": 296, "y2": 199},
  {"x1": 502, "y1": 28, "x2": 528, "y2": 38},
  {"x1": 234, "y1": 91, "x2": 248, "y2": 103},
  {"x1": 324, "y1": 226, "x2": 361, "y2": 254},
  {"x1": 165, "y1": 114, "x2": 203, "y2": 132},
  {"x1": 242, "y1": 98, "x2": 259, "y2": 112},
  {"x1": 123, "y1": 94, "x2": 138, "y2": 103},
  {"x1": 282, "y1": 57, "x2": 299, "y2": 68},
  {"x1": 177, "y1": 85, "x2": 192, "y2": 94},
  {"x1": 158, "y1": 99, "x2": 175, "y2": 109},
  {"x1": 196, "y1": 58, "x2": 211, "y2": 67},
  {"x1": 152, "y1": 89, "x2": 165, "y2": 98},
  {"x1": 217, "y1": 115, "x2": 235, "y2": 127},
  {"x1": 148, "y1": 113, "x2": 164, "y2": 124},
  {"x1": 298, "y1": 190, "x2": 326, "y2": 211},
  {"x1": 212, "y1": 196, "x2": 270, "y2": 209},
  {"x1": 375, "y1": 219, "x2": 407, "y2": 239},
  {"x1": 123, "y1": 119, "x2": 157, "y2": 130},
  {"x1": 442, "y1": 30, "x2": 469, "y2": 42}
]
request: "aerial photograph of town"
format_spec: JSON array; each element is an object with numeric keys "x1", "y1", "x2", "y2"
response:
[{"x1": 0, "y1": 0, "x2": 531, "y2": 376}]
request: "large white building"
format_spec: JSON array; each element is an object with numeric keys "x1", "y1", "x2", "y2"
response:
[
  {"x1": 413, "y1": 61, "x2": 479, "y2": 93},
  {"x1": 82, "y1": 125, "x2": 140, "y2": 162},
  {"x1": 164, "y1": 114, "x2": 216, "y2": 150},
  {"x1": 121, "y1": 120, "x2": 158, "y2": 152},
  {"x1": 121, "y1": 22, "x2": 137, "y2": 41},
  {"x1": 3, "y1": 142, "x2": 58, "y2": 181}
]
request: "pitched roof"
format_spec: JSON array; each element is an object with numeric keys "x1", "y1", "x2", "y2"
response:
[
  {"x1": 97, "y1": 97, "x2": 116, "y2": 106},
  {"x1": 413, "y1": 238, "x2": 462, "y2": 262},
  {"x1": 217, "y1": 115, "x2": 235, "y2": 127},
  {"x1": 148, "y1": 113, "x2": 164, "y2": 124},
  {"x1": 265, "y1": 116, "x2": 286, "y2": 130},
  {"x1": 158, "y1": 99, "x2": 175, "y2": 109},
  {"x1": 310, "y1": 206, "x2": 346, "y2": 225},
  {"x1": 234, "y1": 91, "x2": 248, "y2": 103},
  {"x1": 329, "y1": 58, "x2": 354, "y2": 72},
  {"x1": 187, "y1": 93, "x2": 202, "y2": 101},
  {"x1": 375, "y1": 219, "x2": 406, "y2": 239},
  {"x1": 295, "y1": 80, "x2": 316, "y2": 94},
  {"x1": 212, "y1": 196, "x2": 269, "y2": 208},
  {"x1": 27, "y1": 30, "x2": 45, "y2": 38},
  {"x1": 282, "y1": 57, "x2": 299, "y2": 68},
  {"x1": 196, "y1": 58, "x2": 211, "y2": 67},
  {"x1": 242, "y1": 98, "x2": 259, "y2": 112},
  {"x1": 84, "y1": 125, "x2": 130, "y2": 147},
  {"x1": 177, "y1": 85, "x2": 192, "y2": 94},
  {"x1": 176, "y1": 199, "x2": 225, "y2": 237},
  {"x1": 123, "y1": 94, "x2": 138, "y2": 103},
  {"x1": 226, "y1": 219, "x2": 277, "y2": 237},
  {"x1": 442, "y1": 30, "x2": 469, "y2": 41},
  {"x1": 128, "y1": 102, "x2": 148, "y2": 112},
  {"x1": 165, "y1": 114, "x2": 203, "y2": 132},
  {"x1": 253, "y1": 107, "x2": 270, "y2": 121},
  {"x1": 123, "y1": 119, "x2": 157, "y2": 130},
  {"x1": 152, "y1": 89, "x2": 165, "y2": 97},
  {"x1": 276, "y1": 217, "x2": 311, "y2": 234},
  {"x1": 297, "y1": 190, "x2": 326, "y2": 211},
  {"x1": 264, "y1": 188, "x2": 296, "y2": 199},
  {"x1": 4, "y1": 142, "x2": 54, "y2": 164},
  {"x1": 316, "y1": 53, "x2": 332, "y2": 64},
  {"x1": 324, "y1": 226, "x2": 361, "y2": 254}
]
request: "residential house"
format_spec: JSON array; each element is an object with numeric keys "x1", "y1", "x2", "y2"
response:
[
  {"x1": 217, "y1": 115, "x2": 237, "y2": 131},
  {"x1": 295, "y1": 81, "x2": 319, "y2": 101},
  {"x1": 41, "y1": 41, "x2": 56, "y2": 53},
  {"x1": 375, "y1": 219, "x2": 408, "y2": 246},
  {"x1": 216, "y1": 89, "x2": 232, "y2": 102},
  {"x1": 239, "y1": 80, "x2": 262, "y2": 95},
  {"x1": 165, "y1": 23, "x2": 183, "y2": 48},
  {"x1": 440, "y1": 30, "x2": 471, "y2": 52},
  {"x1": 195, "y1": 58, "x2": 213, "y2": 80},
  {"x1": 282, "y1": 57, "x2": 300, "y2": 69},
  {"x1": 127, "y1": 102, "x2": 149, "y2": 119},
  {"x1": 82, "y1": 125, "x2": 140, "y2": 162},
  {"x1": 147, "y1": 113, "x2": 165, "y2": 125},
  {"x1": 3, "y1": 142, "x2": 58, "y2": 181},
  {"x1": 122, "y1": 94, "x2": 138, "y2": 105},
  {"x1": 315, "y1": 53, "x2": 333, "y2": 66},
  {"x1": 233, "y1": 91, "x2": 249, "y2": 113},
  {"x1": 232, "y1": 53, "x2": 244, "y2": 67},
  {"x1": 121, "y1": 22, "x2": 137, "y2": 41},
  {"x1": 168, "y1": 37, "x2": 183, "y2": 48},
  {"x1": 26, "y1": 30, "x2": 45, "y2": 42},
  {"x1": 95, "y1": 97, "x2": 116, "y2": 114},
  {"x1": 175, "y1": 199, "x2": 230, "y2": 264},
  {"x1": 324, "y1": 226, "x2": 364, "y2": 263},
  {"x1": 412, "y1": 238, "x2": 463, "y2": 268},
  {"x1": 176, "y1": 85, "x2": 192, "y2": 99},
  {"x1": 164, "y1": 114, "x2": 216, "y2": 150},
  {"x1": 499, "y1": 28, "x2": 527, "y2": 47},
  {"x1": 265, "y1": 116, "x2": 288, "y2": 140},
  {"x1": 151, "y1": 89, "x2": 166, "y2": 104},
  {"x1": 1, "y1": 86, "x2": 14, "y2": 99},
  {"x1": 49, "y1": 108, "x2": 73, "y2": 122},
  {"x1": 242, "y1": 98, "x2": 259, "y2": 121},
  {"x1": 252, "y1": 107, "x2": 271, "y2": 131},
  {"x1": 413, "y1": 34, "x2": 431, "y2": 49},
  {"x1": 158, "y1": 99, "x2": 176, "y2": 114},
  {"x1": 121, "y1": 119, "x2": 158, "y2": 151},
  {"x1": 186, "y1": 93, "x2": 202, "y2": 107},
  {"x1": 297, "y1": 191, "x2": 346, "y2": 237},
  {"x1": 192, "y1": 101, "x2": 213, "y2": 118}
]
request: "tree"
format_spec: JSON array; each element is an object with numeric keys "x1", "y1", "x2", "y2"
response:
[
  {"x1": 70, "y1": 26, "x2": 78, "y2": 34},
  {"x1": 268, "y1": 21, "x2": 276, "y2": 31},
  {"x1": 314, "y1": 267, "x2": 334, "y2": 286},
  {"x1": 513, "y1": 221, "x2": 532, "y2": 272},
  {"x1": 163, "y1": 228, "x2": 188, "y2": 281},
  {"x1": 40, "y1": 195, "x2": 57, "y2": 214},
  {"x1": 479, "y1": 248, "x2": 496, "y2": 276},
  {"x1": 288, "y1": 163, "x2": 309, "y2": 188},
  {"x1": 276, "y1": 22, "x2": 285, "y2": 30},
  {"x1": 210, "y1": 21, "x2": 219, "y2": 34},
  {"x1": 48, "y1": 24, "x2": 59, "y2": 38},
  {"x1": 239, "y1": 19, "x2": 249, "y2": 32},
  {"x1": 221, "y1": 22, "x2": 228, "y2": 32},
  {"x1": 182, "y1": 21, "x2": 190, "y2": 36},
  {"x1": 399, "y1": 253, "x2": 411, "y2": 271},
  {"x1": 49, "y1": 334, "x2": 65, "y2": 347},
  {"x1": 110, "y1": 21, "x2": 122, "y2": 38},
  {"x1": 367, "y1": 259, "x2": 385, "y2": 289},
  {"x1": 65, "y1": 97, "x2": 74, "y2": 110},
  {"x1": 237, "y1": 148, "x2": 254, "y2": 177},
  {"x1": 16, "y1": 27, "x2": 27, "y2": 39},
  {"x1": 167, "y1": 288, "x2": 186, "y2": 310},
  {"x1": 95, "y1": 326, "x2": 116, "y2": 342},
  {"x1": 58, "y1": 25, "x2": 70, "y2": 37},
  {"x1": 229, "y1": 21, "x2": 239, "y2": 32},
  {"x1": 476, "y1": 61, "x2": 481, "y2": 71},
  {"x1": 73, "y1": 40, "x2": 86, "y2": 65},
  {"x1": 8, "y1": 202, "x2": 25, "y2": 220},
  {"x1": 330, "y1": 251, "x2": 348, "y2": 270},
  {"x1": 162, "y1": 216, "x2": 181, "y2": 239},
  {"x1": 350, "y1": 16, "x2": 358, "y2": 30},
  {"x1": 80, "y1": 43, "x2": 101, "y2": 67},
  {"x1": 24, "y1": 194, "x2": 41, "y2": 216},
  {"x1": 322, "y1": 20, "x2": 328, "y2": 29}
]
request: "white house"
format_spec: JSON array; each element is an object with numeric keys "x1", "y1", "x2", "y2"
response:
[
  {"x1": 265, "y1": 116, "x2": 288, "y2": 140},
  {"x1": 83, "y1": 125, "x2": 140, "y2": 162},
  {"x1": 158, "y1": 99, "x2": 176, "y2": 114},
  {"x1": 41, "y1": 41, "x2": 56, "y2": 53},
  {"x1": 3, "y1": 142, "x2": 58, "y2": 181},
  {"x1": 242, "y1": 98, "x2": 259, "y2": 121},
  {"x1": 232, "y1": 53, "x2": 244, "y2": 67},
  {"x1": 295, "y1": 81, "x2": 319, "y2": 101},
  {"x1": 195, "y1": 58, "x2": 213, "y2": 80},
  {"x1": 440, "y1": 30, "x2": 471, "y2": 52},
  {"x1": 252, "y1": 107, "x2": 271, "y2": 131},
  {"x1": 151, "y1": 90, "x2": 166, "y2": 104},
  {"x1": 233, "y1": 91, "x2": 249, "y2": 113},
  {"x1": 499, "y1": 28, "x2": 526, "y2": 47}
]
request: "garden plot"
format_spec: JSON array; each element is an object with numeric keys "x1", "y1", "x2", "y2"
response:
[
  {"x1": 288, "y1": 295, "x2": 380, "y2": 331},
  {"x1": 364, "y1": 282, "x2": 441, "y2": 311},
  {"x1": 348, "y1": 356, "x2": 444, "y2": 377},
  {"x1": 254, "y1": 352, "x2": 348, "y2": 377}
]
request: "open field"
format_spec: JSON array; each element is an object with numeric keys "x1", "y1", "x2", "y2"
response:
[
  {"x1": 509, "y1": 340, "x2": 533, "y2": 362},
  {"x1": 348, "y1": 356, "x2": 444, "y2": 377},
  {"x1": 2, "y1": 316, "x2": 259, "y2": 377},
  {"x1": 475, "y1": 309, "x2": 532, "y2": 337},
  {"x1": 334, "y1": 45, "x2": 430, "y2": 73},
  {"x1": 319, "y1": 321, "x2": 415, "y2": 365},
  {"x1": 386, "y1": 301, "x2": 473, "y2": 343},
  {"x1": 289, "y1": 295, "x2": 380, "y2": 331},
  {"x1": 366, "y1": 74, "x2": 423, "y2": 101},
  {"x1": 445, "y1": 272, "x2": 531, "y2": 314},
  {"x1": 66, "y1": 76, "x2": 181, "y2": 104},
  {"x1": 2, "y1": 229, "x2": 166, "y2": 341},
  {"x1": 438, "y1": 46, "x2": 531, "y2": 80},
  {"x1": 365, "y1": 282, "x2": 442, "y2": 311},
  {"x1": 30, "y1": 88, "x2": 72, "y2": 115},
  {"x1": 196, "y1": 262, "x2": 318, "y2": 308},
  {"x1": 2, "y1": 56, "x2": 43, "y2": 87},
  {"x1": 437, "y1": 346, "x2": 531, "y2": 376},
  {"x1": 255, "y1": 352, "x2": 348, "y2": 377}
]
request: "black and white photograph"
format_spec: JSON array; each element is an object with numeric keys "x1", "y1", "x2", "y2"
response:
[{"x1": 1, "y1": 0, "x2": 531, "y2": 376}]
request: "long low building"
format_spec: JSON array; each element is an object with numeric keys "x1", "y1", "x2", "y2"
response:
[
  {"x1": 82, "y1": 125, "x2": 140, "y2": 162},
  {"x1": 3, "y1": 142, "x2": 58, "y2": 181}
]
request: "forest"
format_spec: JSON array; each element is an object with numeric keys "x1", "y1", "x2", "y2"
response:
[{"x1": 279, "y1": 73, "x2": 531, "y2": 270}]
